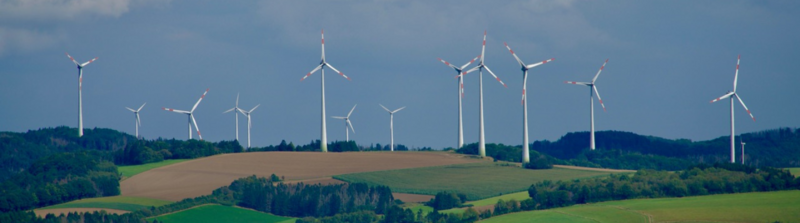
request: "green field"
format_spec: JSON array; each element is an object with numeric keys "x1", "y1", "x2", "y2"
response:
[
  {"x1": 480, "y1": 190, "x2": 800, "y2": 223},
  {"x1": 149, "y1": 204, "x2": 295, "y2": 223},
  {"x1": 118, "y1": 159, "x2": 189, "y2": 179},
  {"x1": 335, "y1": 162, "x2": 618, "y2": 200},
  {"x1": 40, "y1": 196, "x2": 172, "y2": 211},
  {"x1": 787, "y1": 167, "x2": 800, "y2": 177}
]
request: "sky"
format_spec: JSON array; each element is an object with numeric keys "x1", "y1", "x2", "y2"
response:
[{"x1": 1, "y1": 0, "x2": 799, "y2": 149}]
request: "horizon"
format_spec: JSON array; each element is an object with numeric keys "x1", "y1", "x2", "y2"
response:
[{"x1": 2, "y1": 1, "x2": 799, "y2": 149}]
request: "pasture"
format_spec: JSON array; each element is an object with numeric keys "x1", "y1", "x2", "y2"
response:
[
  {"x1": 787, "y1": 167, "x2": 800, "y2": 177},
  {"x1": 148, "y1": 204, "x2": 295, "y2": 223},
  {"x1": 122, "y1": 151, "x2": 480, "y2": 201},
  {"x1": 118, "y1": 159, "x2": 189, "y2": 180},
  {"x1": 479, "y1": 190, "x2": 800, "y2": 223},
  {"x1": 39, "y1": 196, "x2": 171, "y2": 211},
  {"x1": 334, "y1": 162, "x2": 620, "y2": 200}
]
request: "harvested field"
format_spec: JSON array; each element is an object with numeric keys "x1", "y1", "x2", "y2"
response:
[
  {"x1": 394, "y1": 193, "x2": 434, "y2": 203},
  {"x1": 122, "y1": 151, "x2": 480, "y2": 201},
  {"x1": 34, "y1": 208, "x2": 129, "y2": 217}
]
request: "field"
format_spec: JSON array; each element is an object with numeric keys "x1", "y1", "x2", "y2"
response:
[
  {"x1": 149, "y1": 204, "x2": 295, "y2": 223},
  {"x1": 118, "y1": 159, "x2": 189, "y2": 179},
  {"x1": 787, "y1": 167, "x2": 800, "y2": 177},
  {"x1": 122, "y1": 151, "x2": 480, "y2": 201},
  {"x1": 334, "y1": 162, "x2": 621, "y2": 200},
  {"x1": 35, "y1": 196, "x2": 172, "y2": 217},
  {"x1": 479, "y1": 190, "x2": 800, "y2": 223}
]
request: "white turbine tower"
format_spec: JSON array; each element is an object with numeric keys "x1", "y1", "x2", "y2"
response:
[
  {"x1": 125, "y1": 103, "x2": 146, "y2": 139},
  {"x1": 65, "y1": 53, "x2": 98, "y2": 137},
  {"x1": 741, "y1": 140, "x2": 746, "y2": 164},
  {"x1": 301, "y1": 29, "x2": 352, "y2": 153},
  {"x1": 710, "y1": 55, "x2": 755, "y2": 163},
  {"x1": 163, "y1": 89, "x2": 209, "y2": 140},
  {"x1": 331, "y1": 104, "x2": 357, "y2": 142},
  {"x1": 564, "y1": 59, "x2": 609, "y2": 151},
  {"x1": 438, "y1": 55, "x2": 480, "y2": 150},
  {"x1": 223, "y1": 93, "x2": 242, "y2": 141},
  {"x1": 462, "y1": 31, "x2": 507, "y2": 158},
  {"x1": 503, "y1": 42, "x2": 554, "y2": 163},
  {"x1": 237, "y1": 104, "x2": 260, "y2": 149},
  {"x1": 380, "y1": 104, "x2": 405, "y2": 152}
]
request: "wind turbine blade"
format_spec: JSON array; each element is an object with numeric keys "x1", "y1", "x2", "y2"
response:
[
  {"x1": 526, "y1": 58, "x2": 555, "y2": 69},
  {"x1": 564, "y1": 81, "x2": 591, "y2": 86},
  {"x1": 457, "y1": 66, "x2": 480, "y2": 79},
  {"x1": 460, "y1": 75, "x2": 465, "y2": 98},
  {"x1": 236, "y1": 93, "x2": 239, "y2": 107},
  {"x1": 347, "y1": 119, "x2": 355, "y2": 133},
  {"x1": 438, "y1": 58, "x2": 459, "y2": 70},
  {"x1": 126, "y1": 107, "x2": 136, "y2": 112},
  {"x1": 460, "y1": 55, "x2": 482, "y2": 70},
  {"x1": 594, "y1": 86, "x2": 607, "y2": 112},
  {"x1": 331, "y1": 116, "x2": 346, "y2": 119},
  {"x1": 592, "y1": 59, "x2": 609, "y2": 83},
  {"x1": 249, "y1": 104, "x2": 260, "y2": 113},
  {"x1": 191, "y1": 114, "x2": 202, "y2": 140},
  {"x1": 735, "y1": 94, "x2": 755, "y2": 121},
  {"x1": 81, "y1": 57, "x2": 98, "y2": 67},
  {"x1": 347, "y1": 104, "x2": 357, "y2": 117},
  {"x1": 66, "y1": 52, "x2": 79, "y2": 65},
  {"x1": 483, "y1": 66, "x2": 507, "y2": 88},
  {"x1": 503, "y1": 42, "x2": 526, "y2": 67},
  {"x1": 321, "y1": 29, "x2": 326, "y2": 61},
  {"x1": 191, "y1": 88, "x2": 209, "y2": 113},
  {"x1": 325, "y1": 63, "x2": 351, "y2": 81},
  {"x1": 163, "y1": 107, "x2": 191, "y2": 114},
  {"x1": 137, "y1": 102, "x2": 147, "y2": 112},
  {"x1": 733, "y1": 55, "x2": 740, "y2": 92},
  {"x1": 237, "y1": 108, "x2": 246, "y2": 116},
  {"x1": 480, "y1": 31, "x2": 487, "y2": 64},
  {"x1": 392, "y1": 106, "x2": 406, "y2": 113},
  {"x1": 223, "y1": 107, "x2": 237, "y2": 113},
  {"x1": 380, "y1": 104, "x2": 391, "y2": 112},
  {"x1": 710, "y1": 92, "x2": 735, "y2": 103},
  {"x1": 136, "y1": 113, "x2": 141, "y2": 126},
  {"x1": 301, "y1": 64, "x2": 324, "y2": 81},
  {"x1": 521, "y1": 73, "x2": 528, "y2": 105}
]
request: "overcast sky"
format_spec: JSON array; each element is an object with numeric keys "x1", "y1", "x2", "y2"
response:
[{"x1": 1, "y1": 0, "x2": 798, "y2": 149}]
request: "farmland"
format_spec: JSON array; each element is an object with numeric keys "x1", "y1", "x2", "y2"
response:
[
  {"x1": 122, "y1": 151, "x2": 480, "y2": 201},
  {"x1": 788, "y1": 167, "x2": 800, "y2": 177},
  {"x1": 334, "y1": 162, "x2": 621, "y2": 200},
  {"x1": 479, "y1": 190, "x2": 800, "y2": 223},
  {"x1": 34, "y1": 196, "x2": 172, "y2": 217},
  {"x1": 148, "y1": 204, "x2": 295, "y2": 223},
  {"x1": 118, "y1": 159, "x2": 189, "y2": 180}
]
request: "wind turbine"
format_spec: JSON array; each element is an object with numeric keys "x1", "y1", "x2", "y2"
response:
[
  {"x1": 741, "y1": 140, "x2": 746, "y2": 164},
  {"x1": 438, "y1": 55, "x2": 480, "y2": 150},
  {"x1": 223, "y1": 93, "x2": 242, "y2": 141},
  {"x1": 237, "y1": 104, "x2": 260, "y2": 149},
  {"x1": 300, "y1": 29, "x2": 352, "y2": 153},
  {"x1": 462, "y1": 31, "x2": 507, "y2": 158},
  {"x1": 125, "y1": 103, "x2": 146, "y2": 139},
  {"x1": 710, "y1": 55, "x2": 755, "y2": 163},
  {"x1": 331, "y1": 104, "x2": 357, "y2": 142},
  {"x1": 380, "y1": 104, "x2": 405, "y2": 152},
  {"x1": 65, "y1": 53, "x2": 98, "y2": 137},
  {"x1": 503, "y1": 42, "x2": 555, "y2": 163},
  {"x1": 163, "y1": 89, "x2": 209, "y2": 140},
  {"x1": 564, "y1": 59, "x2": 609, "y2": 151}
]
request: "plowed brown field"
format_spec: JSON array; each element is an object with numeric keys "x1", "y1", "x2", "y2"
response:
[{"x1": 121, "y1": 151, "x2": 481, "y2": 201}]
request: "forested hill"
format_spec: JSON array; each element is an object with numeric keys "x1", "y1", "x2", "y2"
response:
[
  {"x1": 532, "y1": 127, "x2": 800, "y2": 167},
  {"x1": 0, "y1": 126, "x2": 243, "y2": 181}
]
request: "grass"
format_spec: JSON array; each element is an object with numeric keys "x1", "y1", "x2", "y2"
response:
[
  {"x1": 479, "y1": 190, "x2": 800, "y2": 223},
  {"x1": 335, "y1": 162, "x2": 617, "y2": 200},
  {"x1": 465, "y1": 191, "x2": 530, "y2": 207},
  {"x1": 39, "y1": 196, "x2": 172, "y2": 212},
  {"x1": 148, "y1": 204, "x2": 295, "y2": 223},
  {"x1": 787, "y1": 167, "x2": 800, "y2": 177},
  {"x1": 118, "y1": 159, "x2": 189, "y2": 179}
]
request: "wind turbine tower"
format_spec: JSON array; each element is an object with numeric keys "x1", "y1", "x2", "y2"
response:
[
  {"x1": 741, "y1": 140, "x2": 746, "y2": 164},
  {"x1": 462, "y1": 31, "x2": 507, "y2": 158},
  {"x1": 125, "y1": 103, "x2": 146, "y2": 139},
  {"x1": 301, "y1": 29, "x2": 352, "y2": 152},
  {"x1": 332, "y1": 104, "x2": 357, "y2": 141},
  {"x1": 438, "y1": 55, "x2": 480, "y2": 150},
  {"x1": 710, "y1": 55, "x2": 756, "y2": 163},
  {"x1": 564, "y1": 59, "x2": 609, "y2": 151},
  {"x1": 503, "y1": 42, "x2": 554, "y2": 163},
  {"x1": 163, "y1": 89, "x2": 209, "y2": 140},
  {"x1": 65, "y1": 53, "x2": 98, "y2": 137},
  {"x1": 380, "y1": 104, "x2": 405, "y2": 151}
]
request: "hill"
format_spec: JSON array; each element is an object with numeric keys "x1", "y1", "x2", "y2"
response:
[{"x1": 479, "y1": 190, "x2": 800, "y2": 223}]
